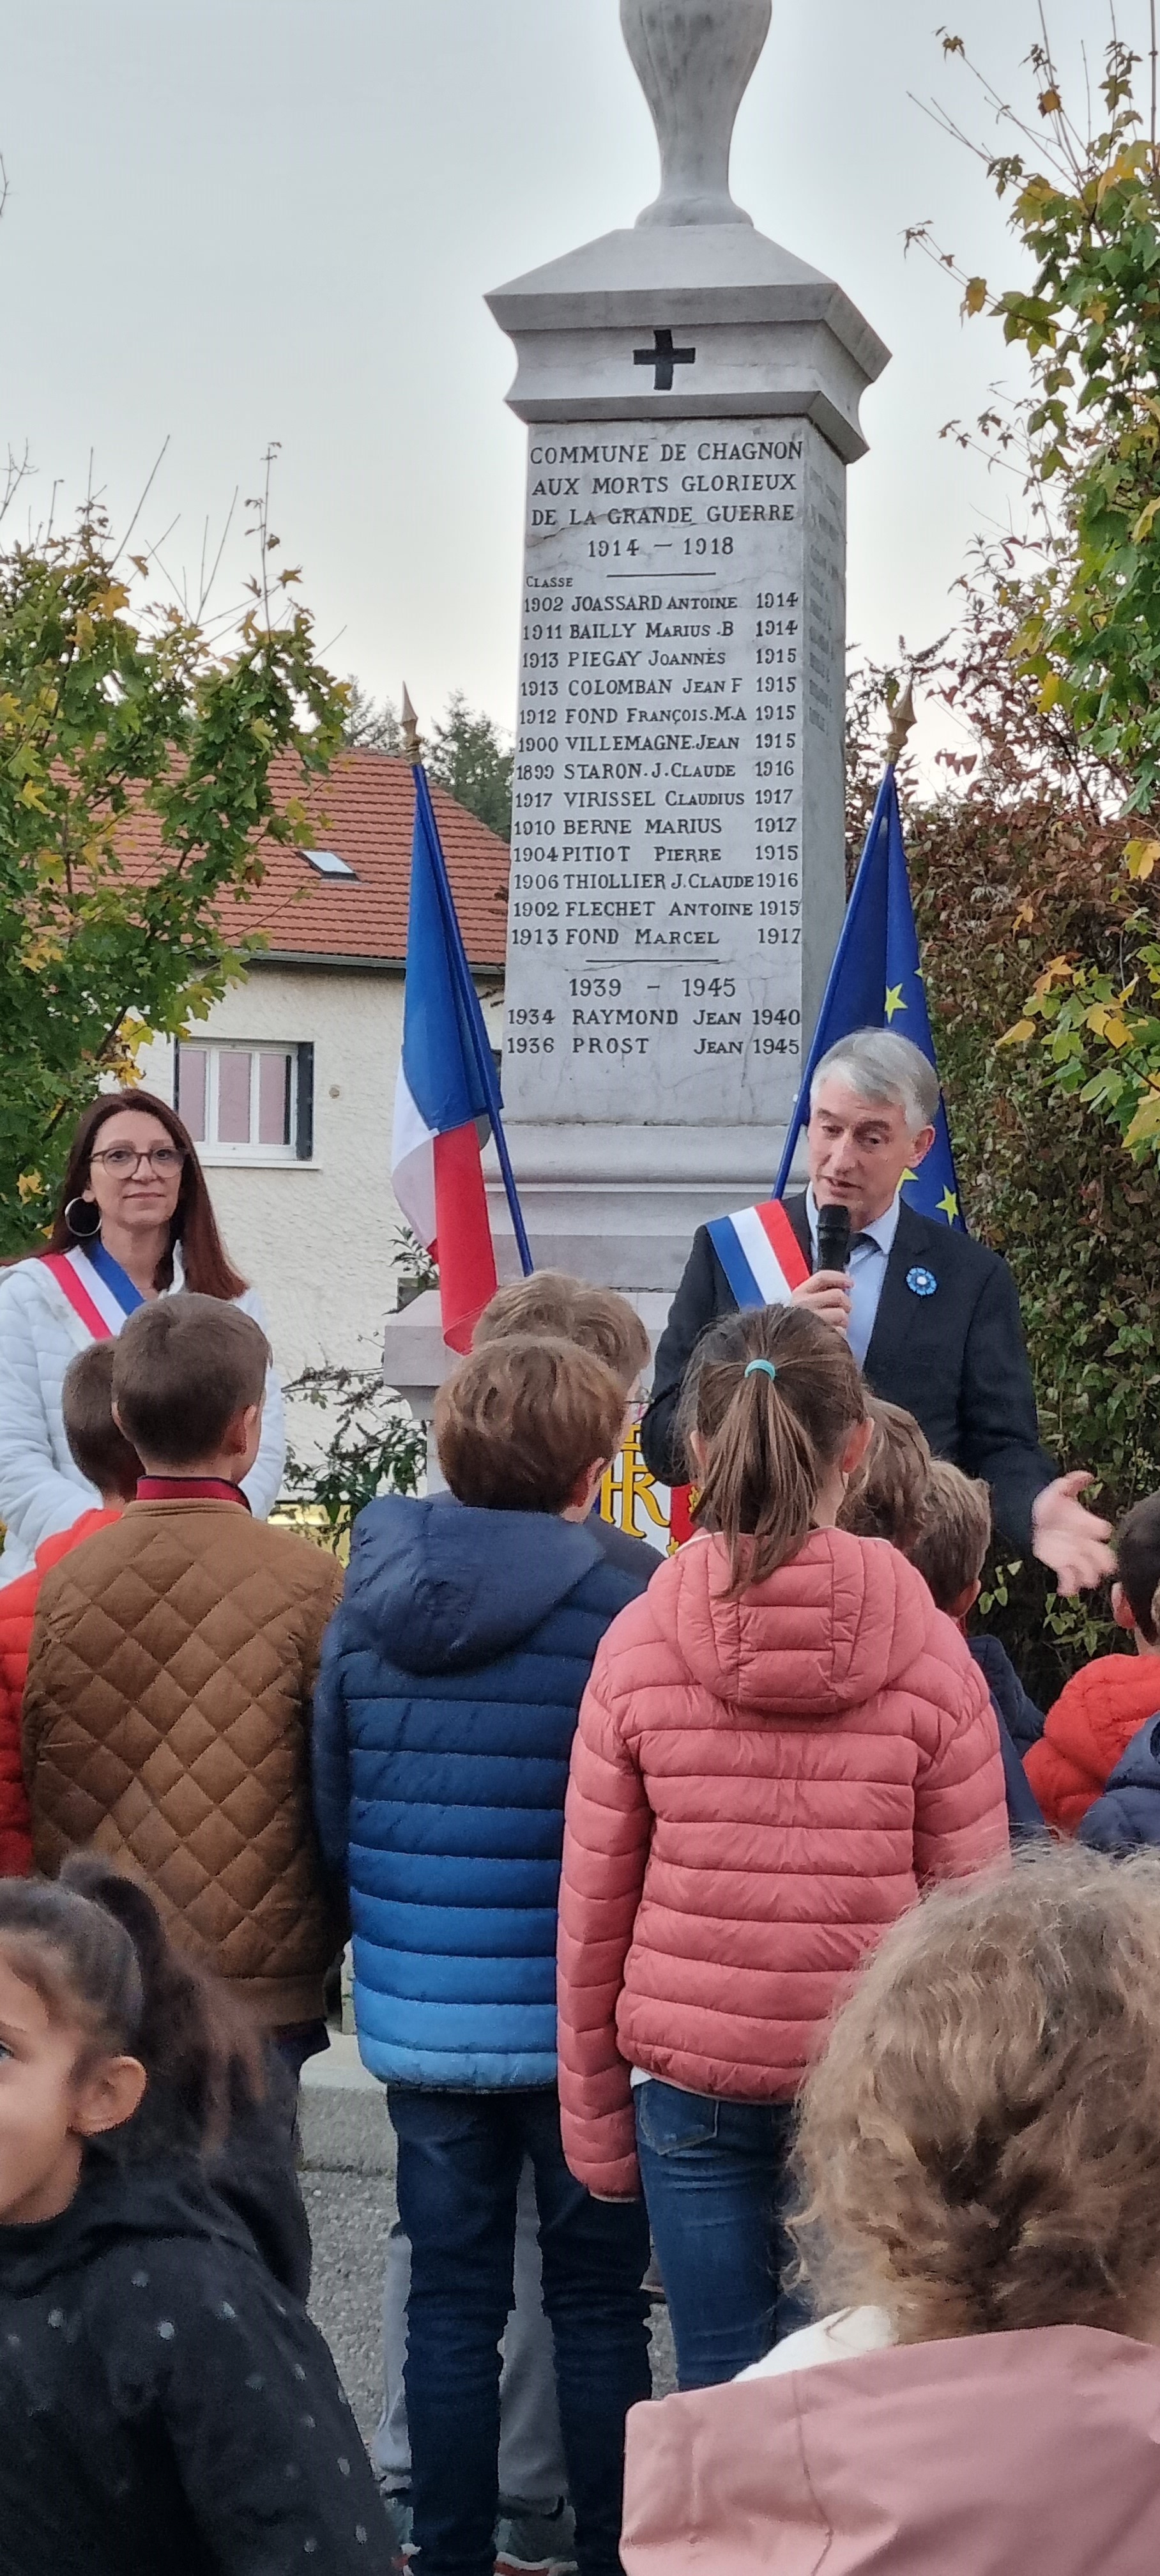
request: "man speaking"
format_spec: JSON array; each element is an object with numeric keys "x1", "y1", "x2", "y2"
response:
[{"x1": 641, "y1": 1028, "x2": 1113, "y2": 1595}]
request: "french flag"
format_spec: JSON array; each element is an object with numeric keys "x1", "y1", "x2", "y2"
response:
[{"x1": 391, "y1": 766, "x2": 503, "y2": 1354}]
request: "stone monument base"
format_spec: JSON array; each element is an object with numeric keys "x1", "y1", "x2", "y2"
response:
[
  {"x1": 380, "y1": 1124, "x2": 804, "y2": 1439},
  {"x1": 484, "y1": 1121, "x2": 784, "y2": 1289},
  {"x1": 381, "y1": 1279, "x2": 675, "y2": 1479}
]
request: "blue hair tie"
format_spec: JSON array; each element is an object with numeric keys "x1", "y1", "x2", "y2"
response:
[{"x1": 744, "y1": 1358, "x2": 777, "y2": 1383}]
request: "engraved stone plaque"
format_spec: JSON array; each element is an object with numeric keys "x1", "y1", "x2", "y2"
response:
[{"x1": 505, "y1": 413, "x2": 845, "y2": 1135}]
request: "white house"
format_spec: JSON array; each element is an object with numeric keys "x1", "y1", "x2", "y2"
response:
[{"x1": 134, "y1": 749, "x2": 509, "y2": 1402}]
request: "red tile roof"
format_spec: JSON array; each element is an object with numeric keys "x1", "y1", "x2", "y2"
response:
[{"x1": 115, "y1": 747, "x2": 510, "y2": 971}]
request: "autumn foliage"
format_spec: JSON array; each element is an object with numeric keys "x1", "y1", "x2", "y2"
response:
[
  {"x1": 848, "y1": 548, "x2": 1160, "y2": 1689},
  {"x1": 855, "y1": 21, "x2": 1160, "y2": 1685},
  {"x1": 0, "y1": 491, "x2": 348, "y2": 1254}
]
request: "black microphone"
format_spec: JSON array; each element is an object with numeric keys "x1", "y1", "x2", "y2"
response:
[{"x1": 814, "y1": 1202, "x2": 851, "y2": 1276}]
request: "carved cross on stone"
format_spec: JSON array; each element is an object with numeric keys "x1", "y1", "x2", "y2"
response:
[{"x1": 633, "y1": 326, "x2": 696, "y2": 391}]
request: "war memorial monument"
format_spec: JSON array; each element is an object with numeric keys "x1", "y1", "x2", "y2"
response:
[{"x1": 383, "y1": 0, "x2": 889, "y2": 1523}]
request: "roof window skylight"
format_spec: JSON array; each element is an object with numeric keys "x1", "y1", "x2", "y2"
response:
[{"x1": 301, "y1": 848, "x2": 358, "y2": 879}]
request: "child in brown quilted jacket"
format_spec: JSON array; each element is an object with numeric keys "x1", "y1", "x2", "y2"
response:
[{"x1": 22, "y1": 1294, "x2": 343, "y2": 2077}]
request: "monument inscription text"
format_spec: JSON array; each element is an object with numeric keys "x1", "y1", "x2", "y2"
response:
[{"x1": 505, "y1": 413, "x2": 844, "y2": 1130}]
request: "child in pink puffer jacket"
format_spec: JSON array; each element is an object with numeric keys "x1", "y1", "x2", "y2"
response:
[
  {"x1": 622, "y1": 1848, "x2": 1160, "y2": 2576},
  {"x1": 556, "y1": 1301, "x2": 1007, "y2": 2390}
]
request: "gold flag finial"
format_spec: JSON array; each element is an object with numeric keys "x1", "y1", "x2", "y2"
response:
[
  {"x1": 401, "y1": 684, "x2": 423, "y2": 768},
  {"x1": 884, "y1": 677, "x2": 917, "y2": 767}
]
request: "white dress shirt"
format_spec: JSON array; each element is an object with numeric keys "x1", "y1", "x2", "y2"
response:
[{"x1": 804, "y1": 1186, "x2": 901, "y2": 1368}]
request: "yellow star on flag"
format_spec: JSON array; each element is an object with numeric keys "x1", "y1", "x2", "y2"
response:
[
  {"x1": 937, "y1": 1186, "x2": 959, "y2": 1223},
  {"x1": 900, "y1": 1166, "x2": 918, "y2": 1185},
  {"x1": 884, "y1": 984, "x2": 906, "y2": 1022}
]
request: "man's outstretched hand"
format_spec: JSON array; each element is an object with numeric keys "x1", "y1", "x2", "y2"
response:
[{"x1": 1031, "y1": 1471, "x2": 1115, "y2": 1597}]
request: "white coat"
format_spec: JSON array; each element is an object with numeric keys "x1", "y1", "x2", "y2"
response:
[{"x1": 0, "y1": 1246, "x2": 286, "y2": 1584}]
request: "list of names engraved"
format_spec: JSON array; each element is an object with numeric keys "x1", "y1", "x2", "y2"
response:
[{"x1": 504, "y1": 415, "x2": 844, "y2": 1130}]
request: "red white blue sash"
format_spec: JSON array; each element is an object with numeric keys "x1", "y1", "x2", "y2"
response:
[
  {"x1": 39, "y1": 1243, "x2": 146, "y2": 1339},
  {"x1": 706, "y1": 1199, "x2": 810, "y2": 1310}
]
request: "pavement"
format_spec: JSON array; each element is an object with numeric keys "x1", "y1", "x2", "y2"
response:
[
  {"x1": 300, "y1": 2034, "x2": 676, "y2": 2444},
  {"x1": 301, "y1": 2039, "x2": 393, "y2": 2439}
]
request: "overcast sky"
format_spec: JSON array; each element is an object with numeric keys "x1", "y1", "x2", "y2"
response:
[{"x1": 0, "y1": 0, "x2": 1114, "y2": 771}]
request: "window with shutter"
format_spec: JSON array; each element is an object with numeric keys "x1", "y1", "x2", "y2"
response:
[{"x1": 174, "y1": 1041, "x2": 310, "y2": 1162}]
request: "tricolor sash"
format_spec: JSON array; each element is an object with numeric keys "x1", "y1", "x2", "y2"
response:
[
  {"x1": 706, "y1": 1198, "x2": 810, "y2": 1310},
  {"x1": 40, "y1": 1242, "x2": 146, "y2": 1339}
]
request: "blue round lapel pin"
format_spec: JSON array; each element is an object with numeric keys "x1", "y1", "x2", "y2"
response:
[{"x1": 906, "y1": 1265, "x2": 938, "y2": 1298}]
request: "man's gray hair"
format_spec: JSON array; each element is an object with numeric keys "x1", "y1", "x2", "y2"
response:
[{"x1": 809, "y1": 1027, "x2": 940, "y2": 1132}]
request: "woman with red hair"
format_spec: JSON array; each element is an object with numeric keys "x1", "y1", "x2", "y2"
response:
[{"x1": 0, "y1": 1089, "x2": 285, "y2": 1583}]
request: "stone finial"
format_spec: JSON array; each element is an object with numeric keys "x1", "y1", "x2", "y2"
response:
[
  {"x1": 884, "y1": 678, "x2": 917, "y2": 767},
  {"x1": 401, "y1": 684, "x2": 422, "y2": 767},
  {"x1": 621, "y1": 0, "x2": 772, "y2": 229}
]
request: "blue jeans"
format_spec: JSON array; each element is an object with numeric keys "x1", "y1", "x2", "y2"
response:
[
  {"x1": 634, "y1": 2081, "x2": 811, "y2": 2388},
  {"x1": 372, "y1": 2164, "x2": 569, "y2": 2508},
  {"x1": 387, "y1": 2085, "x2": 651, "y2": 2576}
]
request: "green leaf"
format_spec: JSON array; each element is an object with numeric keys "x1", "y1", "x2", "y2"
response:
[{"x1": 0, "y1": 495, "x2": 348, "y2": 1250}]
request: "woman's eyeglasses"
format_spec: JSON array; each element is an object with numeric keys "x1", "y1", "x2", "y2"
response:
[{"x1": 89, "y1": 1146, "x2": 185, "y2": 1176}]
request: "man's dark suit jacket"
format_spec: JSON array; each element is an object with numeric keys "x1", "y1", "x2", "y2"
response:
[{"x1": 639, "y1": 1192, "x2": 1055, "y2": 1550}]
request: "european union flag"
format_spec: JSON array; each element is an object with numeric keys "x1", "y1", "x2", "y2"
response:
[{"x1": 774, "y1": 767, "x2": 965, "y2": 1228}]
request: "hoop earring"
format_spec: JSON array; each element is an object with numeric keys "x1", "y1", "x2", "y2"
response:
[{"x1": 64, "y1": 1197, "x2": 102, "y2": 1241}]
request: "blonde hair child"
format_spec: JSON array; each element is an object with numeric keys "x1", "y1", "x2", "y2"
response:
[{"x1": 622, "y1": 1846, "x2": 1160, "y2": 2576}]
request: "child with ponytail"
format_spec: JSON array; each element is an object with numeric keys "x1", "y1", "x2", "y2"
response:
[
  {"x1": 556, "y1": 1303, "x2": 1008, "y2": 2391},
  {"x1": 0, "y1": 1859, "x2": 390, "y2": 2575}
]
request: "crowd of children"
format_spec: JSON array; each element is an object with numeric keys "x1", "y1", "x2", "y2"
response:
[{"x1": 3, "y1": 1266, "x2": 1160, "y2": 2570}]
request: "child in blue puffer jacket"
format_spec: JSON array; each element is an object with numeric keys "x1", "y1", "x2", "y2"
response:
[{"x1": 313, "y1": 1337, "x2": 652, "y2": 2576}]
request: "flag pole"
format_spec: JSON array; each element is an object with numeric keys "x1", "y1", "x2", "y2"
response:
[
  {"x1": 401, "y1": 689, "x2": 535, "y2": 1278},
  {"x1": 772, "y1": 680, "x2": 920, "y2": 1199}
]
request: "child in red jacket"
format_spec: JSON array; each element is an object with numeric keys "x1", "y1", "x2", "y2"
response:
[
  {"x1": 0, "y1": 1344, "x2": 140, "y2": 1873},
  {"x1": 1026, "y1": 1494, "x2": 1160, "y2": 1832}
]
